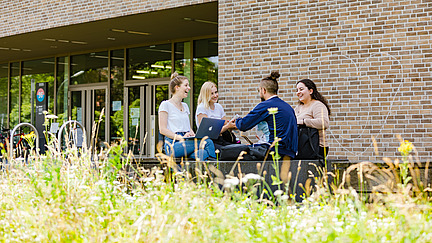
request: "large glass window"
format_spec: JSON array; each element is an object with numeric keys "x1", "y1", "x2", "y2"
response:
[
  {"x1": 22, "y1": 58, "x2": 55, "y2": 123},
  {"x1": 110, "y1": 49, "x2": 124, "y2": 143},
  {"x1": 127, "y1": 44, "x2": 172, "y2": 80},
  {"x1": 193, "y1": 38, "x2": 218, "y2": 117},
  {"x1": 70, "y1": 51, "x2": 109, "y2": 85},
  {"x1": 175, "y1": 42, "x2": 191, "y2": 79},
  {"x1": 56, "y1": 56, "x2": 69, "y2": 124},
  {"x1": 0, "y1": 64, "x2": 8, "y2": 130},
  {"x1": 10, "y1": 62, "x2": 20, "y2": 128}
]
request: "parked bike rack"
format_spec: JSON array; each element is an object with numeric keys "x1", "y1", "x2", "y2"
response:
[
  {"x1": 9, "y1": 123, "x2": 40, "y2": 159},
  {"x1": 57, "y1": 120, "x2": 87, "y2": 152}
]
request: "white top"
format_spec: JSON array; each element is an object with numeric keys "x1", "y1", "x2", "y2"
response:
[
  {"x1": 195, "y1": 103, "x2": 226, "y2": 127},
  {"x1": 158, "y1": 100, "x2": 191, "y2": 133}
]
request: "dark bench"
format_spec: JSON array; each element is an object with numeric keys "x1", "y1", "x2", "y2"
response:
[
  {"x1": 135, "y1": 158, "x2": 346, "y2": 202},
  {"x1": 134, "y1": 158, "x2": 432, "y2": 198}
]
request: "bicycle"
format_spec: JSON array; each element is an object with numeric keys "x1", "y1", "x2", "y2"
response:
[{"x1": 0, "y1": 128, "x2": 34, "y2": 160}]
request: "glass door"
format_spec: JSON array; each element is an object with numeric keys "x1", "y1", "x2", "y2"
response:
[
  {"x1": 127, "y1": 86, "x2": 144, "y2": 155},
  {"x1": 125, "y1": 80, "x2": 169, "y2": 158},
  {"x1": 70, "y1": 87, "x2": 108, "y2": 149},
  {"x1": 151, "y1": 83, "x2": 169, "y2": 156}
]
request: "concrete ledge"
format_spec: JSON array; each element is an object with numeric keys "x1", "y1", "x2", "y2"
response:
[
  {"x1": 135, "y1": 159, "x2": 432, "y2": 196},
  {"x1": 136, "y1": 158, "x2": 340, "y2": 202}
]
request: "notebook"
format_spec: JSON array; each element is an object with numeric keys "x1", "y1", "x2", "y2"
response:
[{"x1": 186, "y1": 117, "x2": 225, "y2": 140}]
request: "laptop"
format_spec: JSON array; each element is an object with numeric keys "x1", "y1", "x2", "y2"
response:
[{"x1": 186, "y1": 117, "x2": 225, "y2": 140}]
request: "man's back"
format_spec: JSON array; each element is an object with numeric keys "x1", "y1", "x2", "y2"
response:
[{"x1": 236, "y1": 96, "x2": 298, "y2": 158}]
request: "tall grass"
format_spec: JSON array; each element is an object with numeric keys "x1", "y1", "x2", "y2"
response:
[{"x1": 0, "y1": 121, "x2": 431, "y2": 241}]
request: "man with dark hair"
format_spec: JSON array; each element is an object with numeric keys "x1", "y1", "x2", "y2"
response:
[
  {"x1": 234, "y1": 72, "x2": 298, "y2": 159},
  {"x1": 260, "y1": 76, "x2": 279, "y2": 95}
]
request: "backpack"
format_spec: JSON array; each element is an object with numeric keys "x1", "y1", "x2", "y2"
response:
[{"x1": 295, "y1": 125, "x2": 322, "y2": 160}]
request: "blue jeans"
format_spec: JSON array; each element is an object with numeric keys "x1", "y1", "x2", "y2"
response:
[{"x1": 164, "y1": 133, "x2": 216, "y2": 161}]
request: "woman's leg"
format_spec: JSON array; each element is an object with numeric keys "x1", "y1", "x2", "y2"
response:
[
  {"x1": 164, "y1": 138, "x2": 196, "y2": 158},
  {"x1": 189, "y1": 138, "x2": 216, "y2": 161},
  {"x1": 165, "y1": 138, "x2": 215, "y2": 160}
]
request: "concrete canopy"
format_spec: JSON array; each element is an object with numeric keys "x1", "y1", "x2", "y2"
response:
[{"x1": 0, "y1": 2, "x2": 217, "y2": 63}]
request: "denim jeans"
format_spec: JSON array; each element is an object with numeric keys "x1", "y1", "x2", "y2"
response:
[{"x1": 164, "y1": 133, "x2": 216, "y2": 161}]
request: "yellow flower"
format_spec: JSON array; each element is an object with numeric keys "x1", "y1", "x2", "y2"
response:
[
  {"x1": 21, "y1": 131, "x2": 36, "y2": 142},
  {"x1": 398, "y1": 140, "x2": 413, "y2": 157},
  {"x1": 268, "y1": 107, "x2": 278, "y2": 115}
]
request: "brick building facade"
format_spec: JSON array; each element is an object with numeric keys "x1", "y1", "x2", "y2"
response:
[
  {"x1": 218, "y1": 0, "x2": 432, "y2": 161},
  {"x1": 1, "y1": 0, "x2": 431, "y2": 161},
  {"x1": 0, "y1": 0, "x2": 215, "y2": 38}
]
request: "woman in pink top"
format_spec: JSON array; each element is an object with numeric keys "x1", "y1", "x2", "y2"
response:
[{"x1": 295, "y1": 79, "x2": 331, "y2": 158}]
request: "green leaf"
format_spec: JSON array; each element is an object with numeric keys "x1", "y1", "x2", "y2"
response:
[{"x1": 271, "y1": 175, "x2": 283, "y2": 185}]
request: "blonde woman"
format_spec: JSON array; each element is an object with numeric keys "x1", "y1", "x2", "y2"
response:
[
  {"x1": 196, "y1": 81, "x2": 236, "y2": 133},
  {"x1": 158, "y1": 73, "x2": 216, "y2": 160}
]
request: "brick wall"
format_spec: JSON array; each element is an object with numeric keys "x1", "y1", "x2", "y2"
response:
[
  {"x1": 0, "y1": 0, "x2": 216, "y2": 38},
  {"x1": 218, "y1": 0, "x2": 432, "y2": 161}
]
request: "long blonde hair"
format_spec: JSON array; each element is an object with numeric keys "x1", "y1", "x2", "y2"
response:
[{"x1": 197, "y1": 81, "x2": 217, "y2": 109}]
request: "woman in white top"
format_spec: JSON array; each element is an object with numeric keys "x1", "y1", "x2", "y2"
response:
[
  {"x1": 196, "y1": 81, "x2": 236, "y2": 132},
  {"x1": 158, "y1": 73, "x2": 216, "y2": 160},
  {"x1": 196, "y1": 82, "x2": 236, "y2": 147}
]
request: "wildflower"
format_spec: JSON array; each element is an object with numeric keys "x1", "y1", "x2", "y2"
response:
[
  {"x1": 76, "y1": 208, "x2": 86, "y2": 213},
  {"x1": 241, "y1": 173, "x2": 262, "y2": 183},
  {"x1": 21, "y1": 131, "x2": 36, "y2": 148},
  {"x1": 398, "y1": 140, "x2": 413, "y2": 157},
  {"x1": 46, "y1": 114, "x2": 58, "y2": 119},
  {"x1": 274, "y1": 190, "x2": 283, "y2": 196},
  {"x1": 21, "y1": 131, "x2": 36, "y2": 140},
  {"x1": 267, "y1": 107, "x2": 278, "y2": 115},
  {"x1": 243, "y1": 173, "x2": 261, "y2": 181},
  {"x1": 224, "y1": 177, "x2": 239, "y2": 188}
]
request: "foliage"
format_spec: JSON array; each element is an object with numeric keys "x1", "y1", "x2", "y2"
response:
[
  {"x1": 0, "y1": 147, "x2": 431, "y2": 241},
  {"x1": 0, "y1": 126, "x2": 431, "y2": 241}
]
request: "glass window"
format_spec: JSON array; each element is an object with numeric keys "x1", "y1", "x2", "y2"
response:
[
  {"x1": 70, "y1": 51, "x2": 109, "y2": 85},
  {"x1": 10, "y1": 62, "x2": 20, "y2": 128},
  {"x1": 127, "y1": 44, "x2": 172, "y2": 80},
  {"x1": 22, "y1": 58, "x2": 55, "y2": 124},
  {"x1": 0, "y1": 64, "x2": 8, "y2": 130},
  {"x1": 110, "y1": 49, "x2": 124, "y2": 143},
  {"x1": 175, "y1": 42, "x2": 191, "y2": 79},
  {"x1": 174, "y1": 41, "x2": 192, "y2": 109},
  {"x1": 56, "y1": 56, "x2": 69, "y2": 124},
  {"x1": 193, "y1": 38, "x2": 218, "y2": 121}
]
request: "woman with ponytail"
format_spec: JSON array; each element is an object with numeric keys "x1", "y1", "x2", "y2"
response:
[
  {"x1": 295, "y1": 79, "x2": 330, "y2": 158},
  {"x1": 158, "y1": 72, "x2": 216, "y2": 161}
]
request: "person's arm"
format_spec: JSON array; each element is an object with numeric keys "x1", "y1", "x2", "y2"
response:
[
  {"x1": 196, "y1": 113, "x2": 208, "y2": 126},
  {"x1": 304, "y1": 103, "x2": 329, "y2": 130},
  {"x1": 235, "y1": 103, "x2": 268, "y2": 132},
  {"x1": 158, "y1": 111, "x2": 180, "y2": 139},
  {"x1": 221, "y1": 118, "x2": 236, "y2": 133}
]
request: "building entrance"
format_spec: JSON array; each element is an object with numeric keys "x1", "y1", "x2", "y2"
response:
[
  {"x1": 125, "y1": 79, "x2": 170, "y2": 158},
  {"x1": 70, "y1": 85, "x2": 108, "y2": 149}
]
